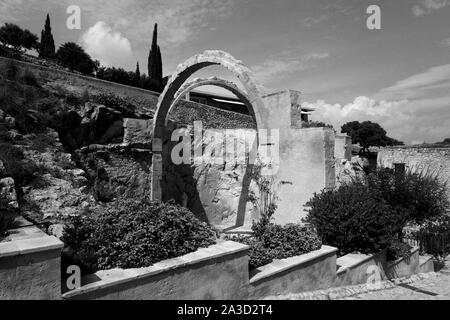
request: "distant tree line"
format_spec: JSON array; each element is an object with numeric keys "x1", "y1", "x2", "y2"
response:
[{"x1": 0, "y1": 17, "x2": 164, "y2": 92}]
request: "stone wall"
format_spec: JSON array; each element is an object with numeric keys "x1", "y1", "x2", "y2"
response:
[
  {"x1": 62, "y1": 241, "x2": 250, "y2": 300},
  {"x1": 0, "y1": 224, "x2": 64, "y2": 300},
  {"x1": 378, "y1": 146, "x2": 450, "y2": 199}
]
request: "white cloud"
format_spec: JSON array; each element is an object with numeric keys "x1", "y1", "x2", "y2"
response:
[
  {"x1": 380, "y1": 64, "x2": 450, "y2": 100},
  {"x1": 252, "y1": 53, "x2": 329, "y2": 83},
  {"x1": 441, "y1": 38, "x2": 450, "y2": 47},
  {"x1": 412, "y1": 0, "x2": 450, "y2": 16},
  {"x1": 80, "y1": 21, "x2": 133, "y2": 69},
  {"x1": 304, "y1": 97, "x2": 408, "y2": 132},
  {"x1": 304, "y1": 64, "x2": 450, "y2": 144}
]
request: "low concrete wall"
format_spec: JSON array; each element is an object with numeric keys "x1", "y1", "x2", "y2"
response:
[
  {"x1": 386, "y1": 247, "x2": 420, "y2": 279},
  {"x1": 334, "y1": 250, "x2": 387, "y2": 287},
  {"x1": 62, "y1": 241, "x2": 249, "y2": 300},
  {"x1": 247, "y1": 246, "x2": 338, "y2": 298},
  {"x1": 0, "y1": 224, "x2": 64, "y2": 300},
  {"x1": 419, "y1": 255, "x2": 435, "y2": 273}
]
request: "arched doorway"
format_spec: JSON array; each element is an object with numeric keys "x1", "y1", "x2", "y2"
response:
[
  {"x1": 151, "y1": 50, "x2": 265, "y2": 202},
  {"x1": 167, "y1": 76, "x2": 256, "y2": 125}
]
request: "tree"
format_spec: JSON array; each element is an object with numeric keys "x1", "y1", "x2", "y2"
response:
[
  {"x1": 0, "y1": 23, "x2": 38, "y2": 52},
  {"x1": 135, "y1": 61, "x2": 141, "y2": 78},
  {"x1": 341, "y1": 121, "x2": 403, "y2": 154},
  {"x1": 39, "y1": 14, "x2": 55, "y2": 59},
  {"x1": 56, "y1": 42, "x2": 98, "y2": 75},
  {"x1": 133, "y1": 61, "x2": 141, "y2": 87},
  {"x1": 147, "y1": 23, "x2": 163, "y2": 91}
]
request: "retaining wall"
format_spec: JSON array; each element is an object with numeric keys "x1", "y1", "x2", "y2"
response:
[{"x1": 0, "y1": 223, "x2": 64, "y2": 300}]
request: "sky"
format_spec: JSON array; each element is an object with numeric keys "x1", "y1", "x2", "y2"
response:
[{"x1": 0, "y1": 0, "x2": 449, "y2": 144}]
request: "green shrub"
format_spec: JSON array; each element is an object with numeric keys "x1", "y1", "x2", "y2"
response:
[
  {"x1": 230, "y1": 222, "x2": 322, "y2": 269},
  {"x1": 232, "y1": 236, "x2": 274, "y2": 270},
  {"x1": 367, "y1": 168, "x2": 449, "y2": 230},
  {"x1": 387, "y1": 241, "x2": 412, "y2": 261},
  {"x1": 0, "y1": 193, "x2": 15, "y2": 239},
  {"x1": 0, "y1": 143, "x2": 38, "y2": 186},
  {"x1": 301, "y1": 121, "x2": 334, "y2": 129},
  {"x1": 410, "y1": 215, "x2": 450, "y2": 257},
  {"x1": 305, "y1": 182, "x2": 402, "y2": 256},
  {"x1": 62, "y1": 200, "x2": 217, "y2": 270}
]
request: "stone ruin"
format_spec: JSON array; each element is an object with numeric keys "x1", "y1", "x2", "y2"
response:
[{"x1": 148, "y1": 50, "x2": 352, "y2": 231}]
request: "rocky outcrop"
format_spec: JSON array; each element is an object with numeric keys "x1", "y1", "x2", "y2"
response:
[
  {"x1": 80, "y1": 102, "x2": 124, "y2": 145},
  {"x1": 336, "y1": 156, "x2": 368, "y2": 187}
]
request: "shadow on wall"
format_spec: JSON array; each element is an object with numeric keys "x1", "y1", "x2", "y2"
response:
[{"x1": 160, "y1": 125, "x2": 255, "y2": 229}]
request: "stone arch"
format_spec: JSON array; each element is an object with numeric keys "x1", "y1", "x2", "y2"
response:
[
  {"x1": 166, "y1": 76, "x2": 256, "y2": 125},
  {"x1": 151, "y1": 50, "x2": 265, "y2": 201}
]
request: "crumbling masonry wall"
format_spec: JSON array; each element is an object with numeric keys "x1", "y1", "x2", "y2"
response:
[{"x1": 378, "y1": 146, "x2": 450, "y2": 200}]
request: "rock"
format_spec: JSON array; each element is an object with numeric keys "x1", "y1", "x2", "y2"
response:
[
  {"x1": 0, "y1": 177, "x2": 18, "y2": 209},
  {"x1": 67, "y1": 169, "x2": 85, "y2": 177},
  {"x1": 123, "y1": 118, "x2": 153, "y2": 146},
  {"x1": 79, "y1": 103, "x2": 124, "y2": 145},
  {"x1": 99, "y1": 119, "x2": 124, "y2": 144},
  {"x1": 47, "y1": 223, "x2": 65, "y2": 239}
]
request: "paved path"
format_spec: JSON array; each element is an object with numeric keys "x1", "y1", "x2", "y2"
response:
[
  {"x1": 341, "y1": 271, "x2": 450, "y2": 300},
  {"x1": 267, "y1": 257, "x2": 450, "y2": 300}
]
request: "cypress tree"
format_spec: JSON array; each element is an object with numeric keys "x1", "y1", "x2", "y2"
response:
[
  {"x1": 148, "y1": 23, "x2": 163, "y2": 88},
  {"x1": 39, "y1": 14, "x2": 55, "y2": 59},
  {"x1": 135, "y1": 61, "x2": 141, "y2": 78},
  {"x1": 133, "y1": 61, "x2": 141, "y2": 87}
]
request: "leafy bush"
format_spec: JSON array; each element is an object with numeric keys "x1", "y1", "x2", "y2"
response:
[
  {"x1": 62, "y1": 200, "x2": 217, "y2": 270},
  {"x1": 305, "y1": 167, "x2": 449, "y2": 258},
  {"x1": 387, "y1": 241, "x2": 412, "y2": 261},
  {"x1": 367, "y1": 168, "x2": 449, "y2": 230},
  {"x1": 56, "y1": 42, "x2": 98, "y2": 76},
  {"x1": 302, "y1": 121, "x2": 334, "y2": 129},
  {"x1": 231, "y1": 223, "x2": 322, "y2": 269},
  {"x1": 0, "y1": 23, "x2": 38, "y2": 52},
  {"x1": 0, "y1": 193, "x2": 15, "y2": 239},
  {"x1": 409, "y1": 215, "x2": 450, "y2": 257},
  {"x1": 305, "y1": 182, "x2": 402, "y2": 256},
  {"x1": 0, "y1": 143, "x2": 39, "y2": 186}
]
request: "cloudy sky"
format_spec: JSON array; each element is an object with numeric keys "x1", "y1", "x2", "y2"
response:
[{"x1": 1, "y1": 0, "x2": 449, "y2": 144}]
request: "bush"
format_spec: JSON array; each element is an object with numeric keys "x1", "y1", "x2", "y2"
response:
[
  {"x1": 301, "y1": 121, "x2": 334, "y2": 129},
  {"x1": 0, "y1": 193, "x2": 15, "y2": 239},
  {"x1": 62, "y1": 200, "x2": 217, "y2": 270},
  {"x1": 56, "y1": 42, "x2": 98, "y2": 76},
  {"x1": 410, "y1": 215, "x2": 450, "y2": 257},
  {"x1": 305, "y1": 182, "x2": 402, "y2": 256},
  {"x1": 367, "y1": 168, "x2": 450, "y2": 229},
  {"x1": 0, "y1": 143, "x2": 39, "y2": 186},
  {"x1": 0, "y1": 23, "x2": 38, "y2": 52},
  {"x1": 387, "y1": 241, "x2": 412, "y2": 261},
  {"x1": 230, "y1": 222, "x2": 322, "y2": 269}
]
